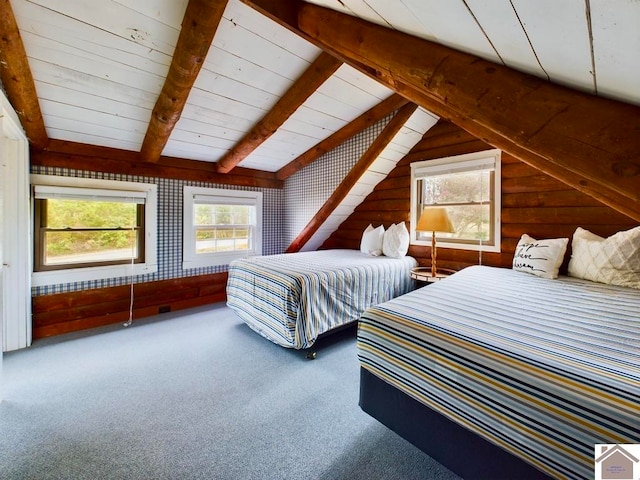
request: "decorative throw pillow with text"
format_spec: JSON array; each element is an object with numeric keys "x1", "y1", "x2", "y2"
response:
[{"x1": 512, "y1": 234, "x2": 568, "y2": 279}]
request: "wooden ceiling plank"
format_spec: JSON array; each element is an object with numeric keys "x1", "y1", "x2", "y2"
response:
[
  {"x1": 241, "y1": 0, "x2": 640, "y2": 222},
  {"x1": 286, "y1": 102, "x2": 418, "y2": 253},
  {"x1": 332, "y1": 64, "x2": 392, "y2": 100},
  {"x1": 463, "y1": 0, "x2": 548, "y2": 79},
  {"x1": 508, "y1": 0, "x2": 595, "y2": 93},
  {"x1": 276, "y1": 93, "x2": 409, "y2": 180},
  {"x1": 0, "y1": 0, "x2": 48, "y2": 148},
  {"x1": 139, "y1": 0, "x2": 228, "y2": 163},
  {"x1": 215, "y1": 51, "x2": 342, "y2": 173},
  {"x1": 589, "y1": 0, "x2": 640, "y2": 105}
]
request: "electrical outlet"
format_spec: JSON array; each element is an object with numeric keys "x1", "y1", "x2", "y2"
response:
[{"x1": 159, "y1": 305, "x2": 171, "y2": 314}]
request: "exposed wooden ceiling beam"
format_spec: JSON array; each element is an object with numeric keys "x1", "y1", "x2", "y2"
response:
[
  {"x1": 139, "y1": 0, "x2": 228, "y2": 163},
  {"x1": 276, "y1": 93, "x2": 410, "y2": 180},
  {"x1": 0, "y1": 0, "x2": 48, "y2": 149},
  {"x1": 37, "y1": 139, "x2": 282, "y2": 189},
  {"x1": 286, "y1": 102, "x2": 418, "y2": 253},
  {"x1": 216, "y1": 51, "x2": 342, "y2": 173},
  {"x1": 241, "y1": 0, "x2": 640, "y2": 223}
]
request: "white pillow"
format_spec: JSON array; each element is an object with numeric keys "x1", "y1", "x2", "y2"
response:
[
  {"x1": 360, "y1": 224, "x2": 385, "y2": 256},
  {"x1": 512, "y1": 234, "x2": 568, "y2": 279},
  {"x1": 568, "y1": 226, "x2": 640, "y2": 289},
  {"x1": 382, "y1": 222, "x2": 410, "y2": 258}
]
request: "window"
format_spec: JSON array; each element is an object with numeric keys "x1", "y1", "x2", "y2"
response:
[
  {"x1": 31, "y1": 175, "x2": 157, "y2": 286},
  {"x1": 410, "y1": 150, "x2": 501, "y2": 252},
  {"x1": 183, "y1": 186, "x2": 262, "y2": 269}
]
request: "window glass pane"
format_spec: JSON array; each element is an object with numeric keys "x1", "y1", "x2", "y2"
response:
[
  {"x1": 422, "y1": 171, "x2": 490, "y2": 205},
  {"x1": 40, "y1": 199, "x2": 141, "y2": 268},
  {"x1": 194, "y1": 203, "x2": 253, "y2": 255},
  {"x1": 195, "y1": 228, "x2": 250, "y2": 254},
  {"x1": 44, "y1": 230, "x2": 138, "y2": 265},
  {"x1": 47, "y1": 199, "x2": 137, "y2": 229},
  {"x1": 447, "y1": 204, "x2": 491, "y2": 241},
  {"x1": 419, "y1": 171, "x2": 493, "y2": 244},
  {"x1": 194, "y1": 204, "x2": 251, "y2": 226}
]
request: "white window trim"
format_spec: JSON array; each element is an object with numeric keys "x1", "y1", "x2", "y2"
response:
[
  {"x1": 183, "y1": 186, "x2": 263, "y2": 270},
  {"x1": 31, "y1": 174, "x2": 158, "y2": 287},
  {"x1": 410, "y1": 149, "x2": 501, "y2": 253}
]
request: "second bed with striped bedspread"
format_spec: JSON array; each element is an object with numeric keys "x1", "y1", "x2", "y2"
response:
[
  {"x1": 358, "y1": 265, "x2": 640, "y2": 479},
  {"x1": 227, "y1": 249, "x2": 417, "y2": 349}
]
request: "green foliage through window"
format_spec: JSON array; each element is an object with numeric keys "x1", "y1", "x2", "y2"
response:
[
  {"x1": 193, "y1": 203, "x2": 253, "y2": 254},
  {"x1": 36, "y1": 198, "x2": 144, "y2": 268},
  {"x1": 419, "y1": 170, "x2": 492, "y2": 243}
]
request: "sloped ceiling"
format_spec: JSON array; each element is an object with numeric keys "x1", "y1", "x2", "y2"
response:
[
  {"x1": 6, "y1": 0, "x2": 412, "y2": 173},
  {"x1": 306, "y1": 0, "x2": 639, "y2": 106},
  {"x1": 1, "y1": 0, "x2": 639, "y2": 234},
  {"x1": 245, "y1": 0, "x2": 640, "y2": 221}
]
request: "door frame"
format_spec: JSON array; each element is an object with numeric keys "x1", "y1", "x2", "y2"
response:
[{"x1": 0, "y1": 89, "x2": 31, "y2": 356}]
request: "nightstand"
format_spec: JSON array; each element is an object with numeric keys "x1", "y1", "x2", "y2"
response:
[{"x1": 410, "y1": 266, "x2": 456, "y2": 284}]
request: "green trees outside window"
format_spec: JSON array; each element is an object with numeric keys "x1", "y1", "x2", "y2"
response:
[{"x1": 35, "y1": 198, "x2": 144, "y2": 270}]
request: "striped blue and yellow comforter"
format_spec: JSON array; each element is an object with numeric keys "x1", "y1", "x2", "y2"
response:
[
  {"x1": 227, "y1": 249, "x2": 417, "y2": 349},
  {"x1": 358, "y1": 265, "x2": 640, "y2": 479}
]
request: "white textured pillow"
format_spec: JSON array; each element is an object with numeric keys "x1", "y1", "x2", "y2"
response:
[
  {"x1": 360, "y1": 224, "x2": 385, "y2": 256},
  {"x1": 512, "y1": 234, "x2": 568, "y2": 279},
  {"x1": 382, "y1": 222, "x2": 410, "y2": 258},
  {"x1": 568, "y1": 226, "x2": 640, "y2": 289}
]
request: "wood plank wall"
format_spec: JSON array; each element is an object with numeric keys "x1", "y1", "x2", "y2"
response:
[
  {"x1": 321, "y1": 121, "x2": 638, "y2": 271},
  {"x1": 32, "y1": 272, "x2": 228, "y2": 338}
]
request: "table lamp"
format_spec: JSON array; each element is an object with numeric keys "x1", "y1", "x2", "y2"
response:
[{"x1": 416, "y1": 206, "x2": 454, "y2": 277}]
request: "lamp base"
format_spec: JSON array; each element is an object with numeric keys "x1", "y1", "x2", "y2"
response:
[{"x1": 431, "y1": 231, "x2": 437, "y2": 277}]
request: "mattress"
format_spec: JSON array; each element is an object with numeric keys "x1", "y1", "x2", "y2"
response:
[
  {"x1": 357, "y1": 265, "x2": 640, "y2": 479},
  {"x1": 226, "y1": 249, "x2": 417, "y2": 349}
]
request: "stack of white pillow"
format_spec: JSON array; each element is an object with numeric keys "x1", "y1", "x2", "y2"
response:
[
  {"x1": 360, "y1": 223, "x2": 410, "y2": 259},
  {"x1": 512, "y1": 225, "x2": 640, "y2": 289}
]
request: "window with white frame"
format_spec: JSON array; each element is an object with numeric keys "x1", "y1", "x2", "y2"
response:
[
  {"x1": 410, "y1": 150, "x2": 501, "y2": 252},
  {"x1": 31, "y1": 175, "x2": 158, "y2": 287},
  {"x1": 183, "y1": 186, "x2": 262, "y2": 269}
]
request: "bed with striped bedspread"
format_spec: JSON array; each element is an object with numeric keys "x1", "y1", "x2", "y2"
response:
[
  {"x1": 358, "y1": 265, "x2": 640, "y2": 479},
  {"x1": 226, "y1": 249, "x2": 417, "y2": 349}
]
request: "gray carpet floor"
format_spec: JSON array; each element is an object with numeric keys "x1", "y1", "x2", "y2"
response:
[{"x1": 0, "y1": 303, "x2": 461, "y2": 480}]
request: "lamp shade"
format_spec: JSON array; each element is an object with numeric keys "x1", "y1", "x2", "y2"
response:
[{"x1": 416, "y1": 207, "x2": 454, "y2": 233}]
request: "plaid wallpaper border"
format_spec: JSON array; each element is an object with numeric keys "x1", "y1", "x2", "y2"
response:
[{"x1": 31, "y1": 166, "x2": 284, "y2": 296}]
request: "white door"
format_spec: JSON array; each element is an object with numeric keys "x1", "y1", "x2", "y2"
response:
[
  {"x1": 0, "y1": 117, "x2": 4, "y2": 397},
  {"x1": 0, "y1": 92, "x2": 31, "y2": 354}
]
